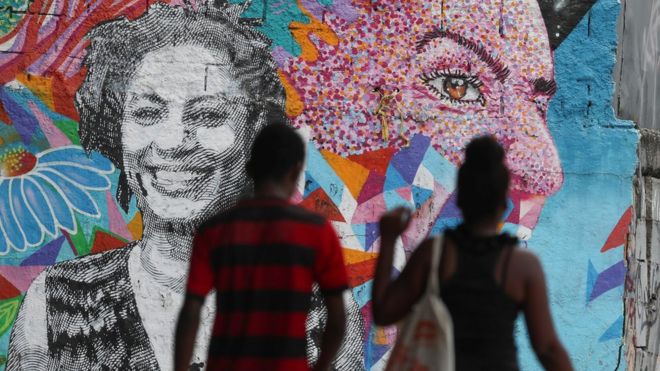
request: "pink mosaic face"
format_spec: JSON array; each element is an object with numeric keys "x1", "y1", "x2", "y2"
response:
[{"x1": 284, "y1": 0, "x2": 563, "y2": 206}]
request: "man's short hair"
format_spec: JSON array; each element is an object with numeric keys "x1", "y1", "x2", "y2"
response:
[
  {"x1": 247, "y1": 124, "x2": 305, "y2": 184},
  {"x1": 75, "y1": 2, "x2": 286, "y2": 210}
]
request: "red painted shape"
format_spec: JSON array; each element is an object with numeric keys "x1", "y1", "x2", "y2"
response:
[
  {"x1": 0, "y1": 274, "x2": 20, "y2": 300},
  {"x1": 90, "y1": 230, "x2": 128, "y2": 255},
  {"x1": 346, "y1": 258, "x2": 376, "y2": 287},
  {"x1": 601, "y1": 206, "x2": 633, "y2": 252},
  {"x1": 0, "y1": 102, "x2": 11, "y2": 125},
  {"x1": 348, "y1": 146, "x2": 396, "y2": 177},
  {"x1": 299, "y1": 188, "x2": 346, "y2": 222}
]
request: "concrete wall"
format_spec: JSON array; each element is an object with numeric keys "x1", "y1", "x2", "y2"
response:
[
  {"x1": 624, "y1": 130, "x2": 660, "y2": 370},
  {"x1": 613, "y1": 0, "x2": 660, "y2": 130},
  {"x1": 0, "y1": 0, "x2": 638, "y2": 370}
]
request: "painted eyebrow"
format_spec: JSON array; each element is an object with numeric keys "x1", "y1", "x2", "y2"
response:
[
  {"x1": 130, "y1": 93, "x2": 166, "y2": 106},
  {"x1": 416, "y1": 28, "x2": 510, "y2": 83},
  {"x1": 532, "y1": 78, "x2": 557, "y2": 96},
  {"x1": 185, "y1": 95, "x2": 227, "y2": 107}
]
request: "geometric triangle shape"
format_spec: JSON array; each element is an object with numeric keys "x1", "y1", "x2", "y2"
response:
[
  {"x1": 601, "y1": 206, "x2": 633, "y2": 253},
  {"x1": 365, "y1": 222, "x2": 380, "y2": 251},
  {"x1": 343, "y1": 248, "x2": 378, "y2": 265},
  {"x1": 412, "y1": 185, "x2": 433, "y2": 208},
  {"x1": 0, "y1": 274, "x2": 20, "y2": 300},
  {"x1": 299, "y1": 188, "x2": 346, "y2": 222},
  {"x1": 438, "y1": 192, "x2": 461, "y2": 219},
  {"x1": 29, "y1": 100, "x2": 71, "y2": 148},
  {"x1": 347, "y1": 146, "x2": 396, "y2": 177},
  {"x1": 598, "y1": 315, "x2": 623, "y2": 342},
  {"x1": 589, "y1": 260, "x2": 626, "y2": 302},
  {"x1": 0, "y1": 89, "x2": 39, "y2": 144},
  {"x1": 56, "y1": 240, "x2": 77, "y2": 263},
  {"x1": 353, "y1": 194, "x2": 386, "y2": 225},
  {"x1": 384, "y1": 167, "x2": 408, "y2": 192},
  {"x1": 346, "y1": 258, "x2": 377, "y2": 288},
  {"x1": 16, "y1": 73, "x2": 55, "y2": 110},
  {"x1": 347, "y1": 224, "x2": 366, "y2": 250},
  {"x1": 20, "y1": 236, "x2": 65, "y2": 266},
  {"x1": 303, "y1": 173, "x2": 322, "y2": 198},
  {"x1": 390, "y1": 135, "x2": 430, "y2": 184},
  {"x1": 586, "y1": 260, "x2": 598, "y2": 303},
  {"x1": 90, "y1": 229, "x2": 128, "y2": 255},
  {"x1": 357, "y1": 171, "x2": 385, "y2": 204},
  {"x1": 0, "y1": 266, "x2": 47, "y2": 293},
  {"x1": 0, "y1": 296, "x2": 22, "y2": 337},
  {"x1": 321, "y1": 149, "x2": 369, "y2": 199},
  {"x1": 395, "y1": 187, "x2": 412, "y2": 202},
  {"x1": 127, "y1": 212, "x2": 144, "y2": 241},
  {"x1": 106, "y1": 191, "x2": 132, "y2": 241}
]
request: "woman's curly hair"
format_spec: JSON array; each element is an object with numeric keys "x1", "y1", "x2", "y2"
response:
[{"x1": 75, "y1": 2, "x2": 286, "y2": 211}]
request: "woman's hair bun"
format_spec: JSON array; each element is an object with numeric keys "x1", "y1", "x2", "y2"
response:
[{"x1": 463, "y1": 135, "x2": 505, "y2": 169}]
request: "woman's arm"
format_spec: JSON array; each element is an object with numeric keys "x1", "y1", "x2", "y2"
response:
[
  {"x1": 521, "y1": 251, "x2": 573, "y2": 371},
  {"x1": 372, "y1": 207, "x2": 431, "y2": 326}
]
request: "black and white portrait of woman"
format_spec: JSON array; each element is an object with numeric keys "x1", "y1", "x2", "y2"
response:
[
  {"x1": 5, "y1": 1, "x2": 364, "y2": 370},
  {"x1": 6, "y1": 2, "x2": 286, "y2": 370}
]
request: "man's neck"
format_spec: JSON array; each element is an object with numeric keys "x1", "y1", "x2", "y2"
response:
[{"x1": 253, "y1": 181, "x2": 292, "y2": 201}]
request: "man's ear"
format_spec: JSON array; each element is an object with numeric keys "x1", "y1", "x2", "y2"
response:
[{"x1": 289, "y1": 161, "x2": 304, "y2": 183}]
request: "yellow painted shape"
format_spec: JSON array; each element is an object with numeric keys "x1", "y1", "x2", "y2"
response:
[
  {"x1": 374, "y1": 327, "x2": 390, "y2": 345},
  {"x1": 343, "y1": 248, "x2": 378, "y2": 265},
  {"x1": 290, "y1": 0, "x2": 339, "y2": 62},
  {"x1": 16, "y1": 73, "x2": 55, "y2": 110},
  {"x1": 127, "y1": 212, "x2": 143, "y2": 240},
  {"x1": 278, "y1": 70, "x2": 304, "y2": 117},
  {"x1": 321, "y1": 149, "x2": 370, "y2": 200}
]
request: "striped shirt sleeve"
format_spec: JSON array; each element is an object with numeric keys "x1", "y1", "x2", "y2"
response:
[
  {"x1": 313, "y1": 220, "x2": 349, "y2": 294},
  {"x1": 186, "y1": 227, "x2": 215, "y2": 300}
]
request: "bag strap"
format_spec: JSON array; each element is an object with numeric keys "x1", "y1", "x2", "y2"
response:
[{"x1": 427, "y1": 234, "x2": 444, "y2": 295}]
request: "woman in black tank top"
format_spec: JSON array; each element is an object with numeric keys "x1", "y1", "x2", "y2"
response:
[{"x1": 372, "y1": 136, "x2": 573, "y2": 371}]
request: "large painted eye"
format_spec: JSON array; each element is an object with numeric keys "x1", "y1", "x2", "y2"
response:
[{"x1": 420, "y1": 70, "x2": 485, "y2": 105}]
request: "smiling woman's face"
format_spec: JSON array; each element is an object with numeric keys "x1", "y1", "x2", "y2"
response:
[{"x1": 121, "y1": 44, "x2": 252, "y2": 222}]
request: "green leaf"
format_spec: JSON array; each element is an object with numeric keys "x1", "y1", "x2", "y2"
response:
[{"x1": 0, "y1": 296, "x2": 22, "y2": 337}]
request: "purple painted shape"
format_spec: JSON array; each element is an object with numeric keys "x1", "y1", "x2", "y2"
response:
[
  {"x1": 272, "y1": 46, "x2": 294, "y2": 68},
  {"x1": 330, "y1": 0, "x2": 359, "y2": 22},
  {"x1": 0, "y1": 89, "x2": 39, "y2": 144},
  {"x1": 365, "y1": 222, "x2": 379, "y2": 251},
  {"x1": 438, "y1": 192, "x2": 462, "y2": 219},
  {"x1": 390, "y1": 135, "x2": 430, "y2": 184},
  {"x1": 301, "y1": 0, "x2": 324, "y2": 19},
  {"x1": 299, "y1": 0, "x2": 358, "y2": 22},
  {"x1": 589, "y1": 260, "x2": 626, "y2": 302},
  {"x1": 21, "y1": 236, "x2": 65, "y2": 266},
  {"x1": 357, "y1": 171, "x2": 385, "y2": 204}
]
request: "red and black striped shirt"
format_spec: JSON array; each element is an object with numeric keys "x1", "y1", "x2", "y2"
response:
[{"x1": 186, "y1": 197, "x2": 348, "y2": 371}]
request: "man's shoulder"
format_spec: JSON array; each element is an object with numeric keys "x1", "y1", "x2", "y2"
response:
[{"x1": 201, "y1": 202, "x2": 327, "y2": 230}]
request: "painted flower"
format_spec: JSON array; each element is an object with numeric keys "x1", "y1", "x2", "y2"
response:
[{"x1": 0, "y1": 146, "x2": 114, "y2": 255}]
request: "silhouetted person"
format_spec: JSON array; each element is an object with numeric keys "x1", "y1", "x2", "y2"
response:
[
  {"x1": 372, "y1": 136, "x2": 573, "y2": 371},
  {"x1": 174, "y1": 123, "x2": 347, "y2": 371}
]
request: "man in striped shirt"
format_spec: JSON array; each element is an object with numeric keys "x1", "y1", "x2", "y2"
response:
[{"x1": 174, "y1": 123, "x2": 348, "y2": 371}]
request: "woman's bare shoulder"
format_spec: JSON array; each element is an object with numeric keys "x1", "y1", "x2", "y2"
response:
[{"x1": 510, "y1": 247, "x2": 545, "y2": 279}]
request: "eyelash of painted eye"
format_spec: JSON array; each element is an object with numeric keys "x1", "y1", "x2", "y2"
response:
[
  {"x1": 132, "y1": 107, "x2": 163, "y2": 124},
  {"x1": 189, "y1": 109, "x2": 230, "y2": 126},
  {"x1": 419, "y1": 69, "x2": 485, "y2": 105}
]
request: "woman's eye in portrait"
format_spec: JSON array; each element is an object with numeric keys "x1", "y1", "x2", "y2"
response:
[
  {"x1": 420, "y1": 69, "x2": 485, "y2": 106},
  {"x1": 131, "y1": 106, "x2": 164, "y2": 126},
  {"x1": 188, "y1": 107, "x2": 231, "y2": 127}
]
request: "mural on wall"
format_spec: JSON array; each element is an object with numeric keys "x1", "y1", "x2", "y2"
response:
[{"x1": 0, "y1": 0, "x2": 638, "y2": 370}]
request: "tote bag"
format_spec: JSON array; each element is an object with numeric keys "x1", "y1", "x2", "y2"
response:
[{"x1": 385, "y1": 235, "x2": 455, "y2": 371}]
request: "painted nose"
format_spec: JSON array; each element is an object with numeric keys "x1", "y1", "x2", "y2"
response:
[
  {"x1": 152, "y1": 110, "x2": 191, "y2": 151},
  {"x1": 504, "y1": 105, "x2": 563, "y2": 196}
]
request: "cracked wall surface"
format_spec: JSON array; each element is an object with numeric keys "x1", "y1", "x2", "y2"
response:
[{"x1": 0, "y1": 0, "x2": 639, "y2": 370}]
